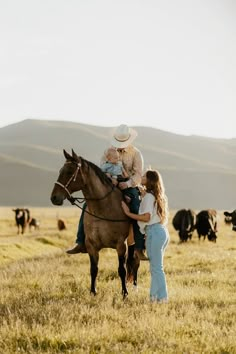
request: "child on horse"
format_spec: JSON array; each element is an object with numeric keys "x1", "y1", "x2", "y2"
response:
[{"x1": 100, "y1": 147, "x2": 129, "y2": 183}]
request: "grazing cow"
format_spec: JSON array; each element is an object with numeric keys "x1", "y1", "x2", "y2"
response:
[
  {"x1": 29, "y1": 218, "x2": 40, "y2": 231},
  {"x1": 224, "y1": 215, "x2": 232, "y2": 225},
  {"x1": 12, "y1": 208, "x2": 29, "y2": 234},
  {"x1": 195, "y1": 209, "x2": 218, "y2": 242},
  {"x1": 24, "y1": 209, "x2": 40, "y2": 231},
  {"x1": 172, "y1": 209, "x2": 196, "y2": 242},
  {"x1": 57, "y1": 219, "x2": 66, "y2": 231},
  {"x1": 224, "y1": 210, "x2": 236, "y2": 231}
]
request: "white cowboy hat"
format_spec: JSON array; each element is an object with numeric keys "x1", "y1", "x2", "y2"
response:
[{"x1": 110, "y1": 124, "x2": 138, "y2": 148}]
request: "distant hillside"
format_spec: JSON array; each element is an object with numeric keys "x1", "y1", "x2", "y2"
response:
[{"x1": 0, "y1": 119, "x2": 235, "y2": 209}]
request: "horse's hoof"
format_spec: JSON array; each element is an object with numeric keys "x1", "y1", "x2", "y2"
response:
[{"x1": 122, "y1": 291, "x2": 128, "y2": 299}]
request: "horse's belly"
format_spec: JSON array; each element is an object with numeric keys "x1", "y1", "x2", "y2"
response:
[{"x1": 85, "y1": 223, "x2": 129, "y2": 249}]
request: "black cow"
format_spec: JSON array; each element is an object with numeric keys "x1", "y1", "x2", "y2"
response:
[
  {"x1": 224, "y1": 210, "x2": 236, "y2": 231},
  {"x1": 195, "y1": 209, "x2": 218, "y2": 242},
  {"x1": 12, "y1": 208, "x2": 29, "y2": 234},
  {"x1": 172, "y1": 209, "x2": 196, "y2": 242},
  {"x1": 224, "y1": 215, "x2": 232, "y2": 225},
  {"x1": 24, "y1": 208, "x2": 31, "y2": 223}
]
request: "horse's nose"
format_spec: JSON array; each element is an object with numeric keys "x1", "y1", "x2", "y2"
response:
[
  {"x1": 50, "y1": 195, "x2": 57, "y2": 205},
  {"x1": 51, "y1": 195, "x2": 63, "y2": 205}
]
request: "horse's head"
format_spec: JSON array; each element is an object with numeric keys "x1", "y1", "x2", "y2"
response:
[{"x1": 51, "y1": 149, "x2": 84, "y2": 205}]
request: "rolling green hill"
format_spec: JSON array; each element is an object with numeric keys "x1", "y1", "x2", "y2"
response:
[{"x1": 0, "y1": 119, "x2": 235, "y2": 209}]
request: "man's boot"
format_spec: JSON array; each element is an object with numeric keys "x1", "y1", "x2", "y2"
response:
[{"x1": 66, "y1": 243, "x2": 87, "y2": 254}]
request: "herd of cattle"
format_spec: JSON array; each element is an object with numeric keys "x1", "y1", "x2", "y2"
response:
[
  {"x1": 12, "y1": 208, "x2": 67, "y2": 234},
  {"x1": 12, "y1": 207, "x2": 236, "y2": 242},
  {"x1": 172, "y1": 208, "x2": 236, "y2": 243},
  {"x1": 12, "y1": 208, "x2": 40, "y2": 234}
]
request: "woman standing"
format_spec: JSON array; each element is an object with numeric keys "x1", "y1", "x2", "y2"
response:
[{"x1": 121, "y1": 170, "x2": 169, "y2": 303}]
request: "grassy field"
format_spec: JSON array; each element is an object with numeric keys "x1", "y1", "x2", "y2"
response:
[{"x1": 0, "y1": 207, "x2": 235, "y2": 353}]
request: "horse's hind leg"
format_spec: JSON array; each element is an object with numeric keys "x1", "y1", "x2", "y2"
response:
[
  {"x1": 89, "y1": 252, "x2": 99, "y2": 295},
  {"x1": 117, "y1": 242, "x2": 128, "y2": 298}
]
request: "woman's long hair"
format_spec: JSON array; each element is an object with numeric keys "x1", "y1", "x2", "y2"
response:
[{"x1": 145, "y1": 170, "x2": 169, "y2": 224}]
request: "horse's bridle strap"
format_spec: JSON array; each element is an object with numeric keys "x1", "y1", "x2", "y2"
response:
[
  {"x1": 54, "y1": 181, "x2": 72, "y2": 198},
  {"x1": 54, "y1": 160, "x2": 127, "y2": 222},
  {"x1": 54, "y1": 161, "x2": 81, "y2": 198}
]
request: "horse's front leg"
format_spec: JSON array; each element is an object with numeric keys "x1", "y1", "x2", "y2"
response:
[
  {"x1": 117, "y1": 242, "x2": 128, "y2": 298},
  {"x1": 89, "y1": 252, "x2": 99, "y2": 295},
  {"x1": 132, "y1": 251, "x2": 140, "y2": 288},
  {"x1": 127, "y1": 244, "x2": 140, "y2": 287}
]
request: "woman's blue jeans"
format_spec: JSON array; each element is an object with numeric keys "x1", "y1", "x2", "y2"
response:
[{"x1": 145, "y1": 223, "x2": 169, "y2": 301}]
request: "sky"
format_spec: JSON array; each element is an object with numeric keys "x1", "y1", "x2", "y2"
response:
[{"x1": 0, "y1": 0, "x2": 235, "y2": 138}]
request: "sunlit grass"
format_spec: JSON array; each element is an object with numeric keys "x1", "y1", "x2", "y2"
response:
[{"x1": 0, "y1": 207, "x2": 236, "y2": 353}]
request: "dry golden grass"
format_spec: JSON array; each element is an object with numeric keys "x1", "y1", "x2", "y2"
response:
[{"x1": 0, "y1": 207, "x2": 236, "y2": 353}]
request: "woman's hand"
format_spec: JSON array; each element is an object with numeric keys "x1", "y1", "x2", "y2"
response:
[
  {"x1": 121, "y1": 201, "x2": 150, "y2": 222},
  {"x1": 138, "y1": 185, "x2": 146, "y2": 198},
  {"x1": 121, "y1": 201, "x2": 130, "y2": 215}
]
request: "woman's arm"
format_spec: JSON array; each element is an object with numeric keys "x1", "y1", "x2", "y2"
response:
[{"x1": 121, "y1": 201, "x2": 151, "y2": 222}]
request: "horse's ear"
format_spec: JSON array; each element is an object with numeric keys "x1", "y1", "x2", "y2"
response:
[
  {"x1": 63, "y1": 149, "x2": 72, "y2": 161},
  {"x1": 71, "y1": 149, "x2": 79, "y2": 161}
]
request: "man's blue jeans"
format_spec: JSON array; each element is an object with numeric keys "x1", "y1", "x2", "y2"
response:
[{"x1": 75, "y1": 187, "x2": 145, "y2": 250}]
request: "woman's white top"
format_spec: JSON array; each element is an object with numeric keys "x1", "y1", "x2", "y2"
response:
[{"x1": 138, "y1": 192, "x2": 161, "y2": 234}]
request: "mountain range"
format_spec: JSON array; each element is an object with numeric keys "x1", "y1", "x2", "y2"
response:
[{"x1": 0, "y1": 119, "x2": 235, "y2": 210}]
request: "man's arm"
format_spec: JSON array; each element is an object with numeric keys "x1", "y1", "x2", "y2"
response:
[{"x1": 126, "y1": 148, "x2": 143, "y2": 188}]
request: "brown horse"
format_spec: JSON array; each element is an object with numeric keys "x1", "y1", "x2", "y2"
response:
[{"x1": 50, "y1": 149, "x2": 140, "y2": 297}]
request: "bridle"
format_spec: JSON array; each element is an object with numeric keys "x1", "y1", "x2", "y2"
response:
[
  {"x1": 55, "y1": 161, "x2": 81, "y2": 199},
  {"x1": 54, "y1": 160, "x2": 128, "y2": 222},
  {"x1": 55, "y1": 160, "x2": 115, "y2": 202}
]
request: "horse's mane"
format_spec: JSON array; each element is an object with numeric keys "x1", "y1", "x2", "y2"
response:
[{"x1": 81, "y1": 157, "x2": 114, "y2": 187}]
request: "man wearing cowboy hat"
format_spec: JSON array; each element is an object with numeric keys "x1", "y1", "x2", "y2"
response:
[{"x1": 66, "y1": 124, "x2": 148, "y2": 260}]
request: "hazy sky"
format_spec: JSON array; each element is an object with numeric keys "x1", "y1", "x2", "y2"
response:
[{"x1": 0, "y1": 0, "x2": 235, "y2": 138}]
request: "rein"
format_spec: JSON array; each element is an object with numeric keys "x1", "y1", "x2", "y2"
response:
[
  {"x1": 68, "y1": 197, "x2": 129, "y2": 222},
  {"x1": 55, "y1": 160, "x2": 129, "y2": 222}
]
